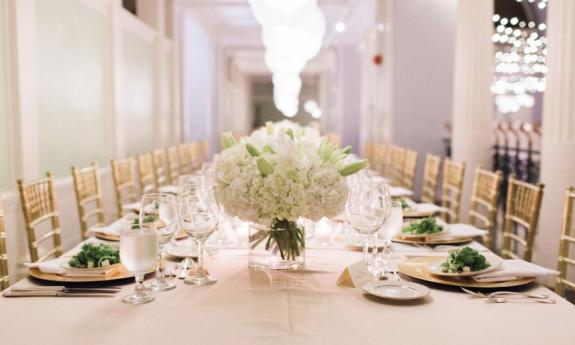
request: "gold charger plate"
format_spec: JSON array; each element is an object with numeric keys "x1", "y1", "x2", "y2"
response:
[
  {"x1": 398, "y1": 256, "x2": 535, "y2": 288},
  {"x1": 29, "y1": 264, "x2": 136, "y2": 283},
  {"x1": 94, "y1": 230, "x2": 188, "y2": 242},
  {"x1": 393, "y1": 234, "x2": 473, "y2": 245}
]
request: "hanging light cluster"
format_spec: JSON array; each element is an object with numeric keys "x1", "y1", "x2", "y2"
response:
[
  {"x1": 248, "y1": 0, "x2": 326, "y2": 118},
  {"x1": 491, "y1": 1, "x2": 547, "y2": 114}
]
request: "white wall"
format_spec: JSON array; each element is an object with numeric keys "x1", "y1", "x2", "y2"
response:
[
  {"x1": 391, "y1": 0, "x2": 457, "y2": 196},
  {"x1": 339, "y1": 45, "x2": 361, "y2": 153},
  {"x1": 0, "y1": 0, "x2": 183, "y2": 283}
]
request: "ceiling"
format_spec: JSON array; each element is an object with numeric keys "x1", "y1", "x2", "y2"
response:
[{"x1": 181, "y1": 0, "x2": 375, "y2": 77}]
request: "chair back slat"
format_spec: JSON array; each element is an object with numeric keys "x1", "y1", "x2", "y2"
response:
[
  {"x1": 152, "y1": 149, "x2": 169, "y2": 187},
  {"x1": 400, "y1": 149, "x2": 418, "y2": 190},
  {"x1": 167, "y1": 145, "x2": 180, "y2": 184},
  {"x1": 440, "y1": 159, "x2": 465, "y2": 223},
  {"x1": 17, "y1": 173, "x2": 62, "y2": 263},
  {"x1": 389, "y1": 146, "x2": 405, "y2": 185},
  {"x1": 111, "y1": 158, "x2": 138, "y2": 217},
  {"x1": 421, "y1": 154, "x2": 441, "y2": 203},
  {"x1": 72, "y1": 163, "x2": 105, "y2": 239},
  {"x1": 501, "y1": 175, "x2": 544, "y2": 261},
  {"x1": 556, "y1": 186, "x2": 575, "y2": 297},
  {"x1": 137, "y1": 153, "x2": 156, "y2": 194},
  {"x1": 0, "y1": 198, "x2": 9, "y2": 290},
  {"x1": 468, "y1": 168, "x2": 502, "y2": 248}
]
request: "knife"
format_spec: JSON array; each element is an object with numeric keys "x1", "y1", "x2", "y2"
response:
[{"x1": 3, "y1": 290, "x2": 116, "y2": 297}]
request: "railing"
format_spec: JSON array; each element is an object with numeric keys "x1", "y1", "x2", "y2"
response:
[{"x1": 493, "y1": 121, "x2": 541, "y2": 204}]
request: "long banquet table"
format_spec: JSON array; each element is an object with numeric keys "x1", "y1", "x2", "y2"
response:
[{"x1": 1, "y1": 240, "x2": 575, "y2": 345}]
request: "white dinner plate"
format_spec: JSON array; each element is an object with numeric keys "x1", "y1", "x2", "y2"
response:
[
  {"x1": 426, "y1": 254, "x2": 502, "y2": 277},
  {"x1": 362, "y1": 280, "x2": 430, "y2": 300}
]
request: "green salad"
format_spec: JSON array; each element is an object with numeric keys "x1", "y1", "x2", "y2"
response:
[
  {"x1": 400, "y1": 199, "x2": 410, "y2": 210},
  {"x1": 68, "y1": 243, "x2": 120, "y2": 268},
  {"x1": 401, "y1": 217, "x2": 443, "y2": 235},
  {"x1": 441, "y1": 246, "x2": 490, "y2": 273},
  {"x1": 131, "y1": 215, "x2": 158, "y2": 229}
]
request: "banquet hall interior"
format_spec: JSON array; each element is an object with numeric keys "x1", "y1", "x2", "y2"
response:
[{"x1": 0, "y1": 0, "x2": 575, "y2": 344}]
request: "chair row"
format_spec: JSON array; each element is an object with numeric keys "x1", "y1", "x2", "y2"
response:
[
  {"x1": 365, "y1": 142, "x2": 573, "y2": 297},
  {"x1": 0, "y1": 141, "x2": 208, "y2": 291}
]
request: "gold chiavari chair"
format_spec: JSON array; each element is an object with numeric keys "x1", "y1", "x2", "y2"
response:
[
  {"x1": 467, "y1": 168, "x2": 502, "y2": 249},
  {"x1": 501, "y1": 175, "x2": 544, "y2": 261},
  {"x1": 389, "y1": 146, "x2": 405, "y2": 185},
  {"x1": 137, "y1": 153, "x2": 157, "y2": 194},
  {"x1": 167, "y1": 145, "x2": 180, "y2": 183},
  {"x1": 439, "y1": 159, "x2": 466, "y2": 223},
  {"x1": 152, "y1": 149, "x2": 169, "y2": 187},
  {"x1": 400, "y1": 149, "x2": 418, "y2": 190},
  {"x1": 111, "y1": 158, "x2": 138, "y2": 217},
  {"x1": 362, "y1": 142, "x2": 375, "y2": 162},
  {"x1": 178, "y1": 144, "x2": 193, "y2": 175},
  {"x1": 557, "y1": 186, "x2": 575, "y2": 297},
  {"x1": 0, "y1": 197, "x2": 9, "y2": 290},
  {"x1": 72, "y1": 163, "x2": 105, "y2": 240},
  {"x1": 193, "y1": 140, "x2": 208, "y2": 169},
  {"x1": 17, "y1": 173, "x2": 63, "y2": 263},
  {"x1": 421, "y1": 154, "x2": 441, "y2": 203}
]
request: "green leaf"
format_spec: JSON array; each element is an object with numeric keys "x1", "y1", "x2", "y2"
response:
[
  {"x1": 286, "y1": 128, "x2": 294, "y2": 141},
  {"x1": 262, "y1": 144, "x2": 275, "y2": 154},
  {"x1": 245, "y1": 143, "x2": 260, "y2": 157},
  {"x1": 221, "y1": 132, "x2": 237, "y2": 149},
  {"x1": 342, "y1": 145, "x2": 352, "y2": 154},
  {"x1": 339, "y1": 159, "x2": 368, "y2": 176},
  {"x1": 257, "y1": 157, "x2": 274, "y2": 176},
  {"x1": 265, "y1": 121, "x2": 274, "y2": 135}
]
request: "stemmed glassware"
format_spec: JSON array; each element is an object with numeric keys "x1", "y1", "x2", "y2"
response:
[
  {"x1": 119, "y1": 226, "x2": 158, "y2": 304},
  {"x1": 379, "y1": 200, "x2": 404, "y2": 278},
  {"x1": 139, "y1": 193, "x2": 178, "y2": 292},
  {"x1": 346, "y1": 181, "x2": 391, "y2": 277},
  {"x1": 179, "y1": 190, "x2": 220, "y2": 285}
]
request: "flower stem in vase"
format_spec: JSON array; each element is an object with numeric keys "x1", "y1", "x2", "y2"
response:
[{"x1": 262, "y1": 219, "x2": 305, "y2": 261}]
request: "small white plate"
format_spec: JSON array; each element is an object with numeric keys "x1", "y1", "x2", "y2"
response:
[
  {"x1": 362, "y1": 280, "x2": 430, "y2": 300},
  {"x1": 426, "y1": 254, "x2": 502, "y2": 277}
]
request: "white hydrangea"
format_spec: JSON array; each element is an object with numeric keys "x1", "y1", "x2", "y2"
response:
[{"x1": 215, "y1": 121, "x2": 362, "y2": 225}]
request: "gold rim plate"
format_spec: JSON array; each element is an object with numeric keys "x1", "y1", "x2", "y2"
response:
[
  {"x1": 392, "y1": 234, "x2": 473, "y2": 245},
  {"x1": 94, "y1": 230, "x2": 188, "y2": 242},
  {"x1": 398, "y1": 256, "x2": 535, "y2": 288},
  {"x1": 29, "y1": 264, "x2": 136, "y2": 283}
]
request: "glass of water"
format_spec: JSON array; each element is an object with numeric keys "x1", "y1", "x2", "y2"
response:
[
  {"x1": 140, "y1": 193, "x2": 178, "y2": 292},
  {"x1": 120, "y1": 227, "x2": 158, "y2": 304},
  {"x1": 379, "y1": 201, "x2": 404, "y2": 277}
]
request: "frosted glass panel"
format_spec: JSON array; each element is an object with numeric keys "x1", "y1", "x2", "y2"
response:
[
  {"x1": 0, "y1": 0, "x2": 12, "y2": 190},
  {"x1": 121, "y1": 30, "x2": 155, "y2": 155},
  {"x1": 36, "y1": 0, "x2": 109, "y2": 177}
]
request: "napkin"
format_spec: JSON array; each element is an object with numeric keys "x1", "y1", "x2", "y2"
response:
[
  {"x1": 473, "y1": 260, "x2": 558, "y2": 283},
  {"x1": 122, "y1": 201, "x2": 141, "y2": 213},
  {"x1": 90, "y1": 215, "x2": 135, "y2": 235},
  {"x1": 406, "y1": 202, "x2": 444, "y2": 215},
  {"x1": 389, "y1": 186, "x2": 414, "y2": 197},
  {"x1": 158, "y1": 185, "x2": 179, "y2": 195},
  {"x1": 25, "y1": 258, "x2": 67, "y2": 275},
  {"x1": 445, "y1": 223, "x2": 488, "y2": 238}
]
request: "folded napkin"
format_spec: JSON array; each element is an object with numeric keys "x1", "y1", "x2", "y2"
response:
[
  {"x1": 389, "y1": 186, "x2": 414, "y2": 197},
  {"x1": 445, "y1": 223, "x2": 488, "y2": 238},
  {"x1": 405, "y1": 202, "x2": 444, "y2": 215},
  {"x1": 371, "y1": 176, "x2": 391, "y2": 185},
  {"x1": 122, "y1": 201, "x2": 141, "y2": 213},
  {"x1": 90, "y1": 215, "x2": 135, "y2": 235},
  {"x1": 158, "y1": 185, "x2": 178, "y2": 195},
  {"x1": 25, "y1": 258, "x2": 67, "y2": 275},
  {"x1": 473, "y1": 260, "x2": 558, "y2": 283}
]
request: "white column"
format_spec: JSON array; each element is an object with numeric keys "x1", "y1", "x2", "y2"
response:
[
  {"x1": 5, "y1": 0, "x2": 39, "y2": 180},
  {"x1": 536, "y1": 0, "x2": 575, "y2": 275},
  {"x1": 451, "y1": 0, "x2": 493, "y2": 215},
  {"x1": 106, "y1": 0, "x2": 125, "y2": 159}
]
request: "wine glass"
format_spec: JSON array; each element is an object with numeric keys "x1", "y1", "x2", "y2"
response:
[
  {"x1": 379, "y1": 200, "x2": 404, "y2": 278},
  {"x1": 346, "y1": 181, "x2": 391, "y2": 276},
  {"x1": 119, "y1": 226, "x2": 158, "y2": 304},
  {"x1": 140, "y1": 193, "x2": 178, "y2": 292},
  {"x1": 179, "y1": 192, "x2": 220, "y2": 285}
]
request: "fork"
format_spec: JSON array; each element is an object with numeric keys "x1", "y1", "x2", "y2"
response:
[{"x1": 461, "y1": 288, "x2": 551, "y2": 301}]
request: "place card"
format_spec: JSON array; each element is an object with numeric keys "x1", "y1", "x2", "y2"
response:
[{"x1": 336, "y1": 260, "x2": 371, "y2": 288}]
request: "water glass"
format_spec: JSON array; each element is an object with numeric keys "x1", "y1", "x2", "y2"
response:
[
  {"x1": 140, "y1": 193, "x2": 178, "y2": 292},
  {"x1": 120, "y1": 227, "x2": 158, "y2": 304}
]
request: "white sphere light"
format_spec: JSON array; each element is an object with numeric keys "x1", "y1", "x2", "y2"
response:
[{"x1": 248, "y1": 0, "x2": 326, "y2": 118}]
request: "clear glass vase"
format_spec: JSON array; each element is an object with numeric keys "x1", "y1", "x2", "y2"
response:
[{"x1": 248, "y1": 219, "x2": 305, "y2": 270}]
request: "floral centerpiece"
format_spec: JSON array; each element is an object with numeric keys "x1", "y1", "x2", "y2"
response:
[{"x1": 214, "y1": 121, "x2": 367, "y2": 269}]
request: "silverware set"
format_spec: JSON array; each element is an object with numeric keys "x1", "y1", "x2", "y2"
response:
[
  {"x1": 3, "y1": 286, "x2": 122, "y2": 298},
  {"x1": 166, "y1": 258, "x2": 195, "y2": 280},
  {"x1": 461, "y1": 287, "x2": 556, "y2": 304}
]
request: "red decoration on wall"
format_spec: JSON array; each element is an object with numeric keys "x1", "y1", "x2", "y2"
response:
[{"x1": 373, "y1": 54, "x2": 383, "y2": 65}]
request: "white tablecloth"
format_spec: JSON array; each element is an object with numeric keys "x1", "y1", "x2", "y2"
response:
[{"x1": 1, "y1": 247, "x2": 574, "y2": 345}]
